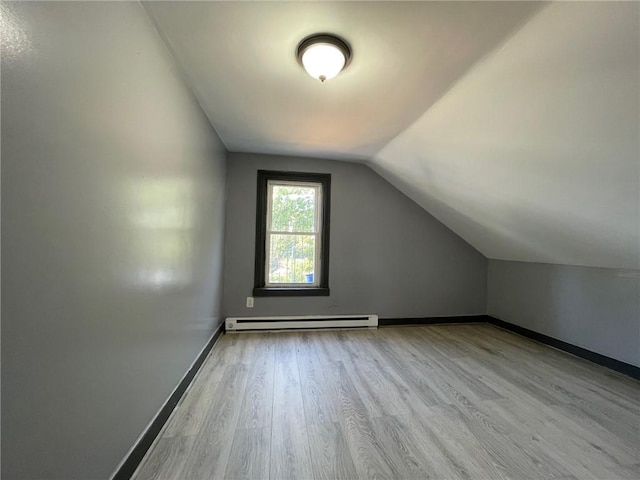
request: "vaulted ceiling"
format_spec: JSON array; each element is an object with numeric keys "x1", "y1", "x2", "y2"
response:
[
  {"x1": 144, "y1": 1, "x2": 639, "y2": 271},
  {"x1": 143, "y1": 1, "x2": 542, "y2": 160}
]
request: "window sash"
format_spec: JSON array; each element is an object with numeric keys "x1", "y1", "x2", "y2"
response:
[{"x1": 265, "y1": 180, "x2": 322, "y2": 287}]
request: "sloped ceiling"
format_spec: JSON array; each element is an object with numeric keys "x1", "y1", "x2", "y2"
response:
[
  {"x1": 371, "y1": 2, "x2": 639, "y2": 270},
  {"x1": 145, "y1": 1, "x2": 639, "y2": 270},
  {"x1": 143, "y1": 1, "x2": 541, "y2": 160}
]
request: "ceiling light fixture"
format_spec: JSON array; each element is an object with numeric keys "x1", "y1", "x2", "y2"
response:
[{"x1": 296, "y1": 34, "x2": 352, "y2": 83}]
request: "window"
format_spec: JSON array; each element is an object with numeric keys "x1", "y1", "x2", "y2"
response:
[{"x1": 254, "y1": 170, "x2": 330, "y2": 296}]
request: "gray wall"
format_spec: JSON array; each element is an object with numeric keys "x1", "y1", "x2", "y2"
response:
[
  {"x1": 488, "y1": 260, "x2": 640, "y2": 367},
  {"x1": 223, "y1": 153, "x2": 487, "y2": 318},
  {"x1": 1, "y1": 2, "x2": 227, "y2": 479}
]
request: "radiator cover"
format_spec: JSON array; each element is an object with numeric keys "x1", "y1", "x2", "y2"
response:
[{"x1": 225, "y1": 314, "x2": 378, "y2": 331}]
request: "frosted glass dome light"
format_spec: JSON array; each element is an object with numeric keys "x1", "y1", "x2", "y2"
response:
[{"x1": 297, "y1": 34, "x2": 352, "y2": 83}]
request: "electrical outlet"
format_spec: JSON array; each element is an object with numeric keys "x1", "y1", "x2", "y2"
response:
[{"x1": 246, "y1": 296, "x2": 254, "y2": 308}]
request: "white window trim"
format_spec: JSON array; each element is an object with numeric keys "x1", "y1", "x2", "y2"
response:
[{"x1": 265, "y1": 180, "x2": 323, "y2": 288}]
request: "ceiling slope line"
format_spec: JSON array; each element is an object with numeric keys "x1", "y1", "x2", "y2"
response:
[
  {"x1": 137, "y1": 0, "x2": 230, "y2": 152},
  {"x1": 368, "y1": 162, "x2": 640, "y2": 273},
  {"x1": 142, "y1": 2, "x2": 549, "y2": 160},
  {"x1": 366, "y1": 161, "x2": 492, "y2": 258},
  {"x1": 369, "y1": 2, "x2": 640, "y2": 270},
  {"x1": 363, "y1": 1, "x2": 537, "y2": 258},
  {"x1": 366, "y1": 2, "x2": 549, "y2": 163},
  {"x1": 487, "y1": 259, "x2": 640, "y2": 274}
]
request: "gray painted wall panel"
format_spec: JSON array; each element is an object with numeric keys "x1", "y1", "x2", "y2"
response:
[
  {"x1": 488, "y1": 260, "x2": 640, "y2": 367},
  {"x1": 1, "y1": 2, "x2": 227, "y2": 478},
  {"x1": 223, "y1": 153, "x2": 487, "y2": 318}
]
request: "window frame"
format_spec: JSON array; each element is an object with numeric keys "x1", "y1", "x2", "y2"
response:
[{"x1": 254, "y1": 170, "x2": 331, "y2": 297}]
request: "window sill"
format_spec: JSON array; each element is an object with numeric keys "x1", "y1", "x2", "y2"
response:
[{"x1": 253, "y1": 287, "x2": 330, "y2": 297}]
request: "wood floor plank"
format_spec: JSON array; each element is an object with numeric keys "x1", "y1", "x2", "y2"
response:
[
  {"x1": 456, "y1": 355, "x2": 640, "y2": 466},
  {"x1": 342, "y1": 358, "x2": 413, "y2": 418},
  {"x1": 293, "y1": 331, "x2": 315, "y2": 360},
  {"x1": 548, "y1": 368, "x2": 640, "y2": 416},
  {"x1": 609, "y1": 463, "x2": 640, "y2": 480},
  {"x1": 179, "y1": 364, "x2": 249, "y2": 479},
  {"x1": 235, "y1": 344, "x2": 275, "y2": 429},
  {"x1": 307, "y1": 421, "x2": 359, "y2": 480},
  {"x1": 469, "y1": 351, "x2": 568, "y2": 406},
  {"x1": 317, "y1": 331, "x2": 353, "y2": 362},
  {"x1": 135, "y1": 325, "x2": 640, "y2": 480},
  {"x1": 400, "y1": 330, "x2": 503, "y2": 402},
  {"x1": 270, "y1": 360, "x2": 314, "y2": 480},
  {"x1": 526, "y1": 431, "x2": 634, "y2": 480},
  {"x1": 482, "y1": 397, "x2": 633, "y2": 479},
  {"x1": 449, "y1": 402, "x2": 574, "y2": 479},
  {"x1": 368, "y1": 335, "x2": 451, "y2": 406},
  {"x1": 417, "y1": 326, "x2": 476, "y2": 359},
  {"x1": 372, "y1": 359, "x2": 442, "y2": 421},
  {"x1": 336, "y1": 362, "x2": 398, "y2": 479},
  {"x1": 370, "y1": 415, "x2": 438, "y2": 479},
  {"x1": 161, "y1": 355, "x2": 227, "y2": 438},
  {"x1": 223, "y1": 427, "x2": 270, "y2": 480},
  {"x1": 274, "y1": 331, "x2": 299, "y2": 363},
  {"x1": 478, "y1": 342, "x2": 638, "y2": 428},
  {"x1": 133, "y1": 436, "x2": 195, "y2": 480},
  {"x1": 298, "y1": 355, "x2": 341, "y2": 425},
  {"x1": 414, "y1": 406, "x2": 513, "y2": 480},
  {"x1": 550, "y1": 403, "x2": 640, "y2": 464}
]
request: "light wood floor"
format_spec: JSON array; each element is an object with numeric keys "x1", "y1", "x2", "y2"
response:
[{"x1": 133, "y1": 324, "x2": 640, "y2": 480}]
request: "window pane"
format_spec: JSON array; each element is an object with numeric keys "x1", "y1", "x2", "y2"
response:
[
  {"x1": 270, "y1": 185, "x2": 316, "y2": 232},
  {"x1": 268, "y1": 234, "x2": 315, "y2": 284}
]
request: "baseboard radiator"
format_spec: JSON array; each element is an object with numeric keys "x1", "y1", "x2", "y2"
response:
[{"x1": 225, "y1": 314, "x2": 378, "y2": 331}]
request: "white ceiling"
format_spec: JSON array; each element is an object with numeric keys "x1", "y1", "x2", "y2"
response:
[
  {"x1": 143, "y1": 1, "x2": 541, "y2": 160},
  {"x1": 144, "y1": 1, "x2": 639, "y2": 270},
  {"x1": 372, "y1": 2, "x2": 639, "y2": 270}
]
